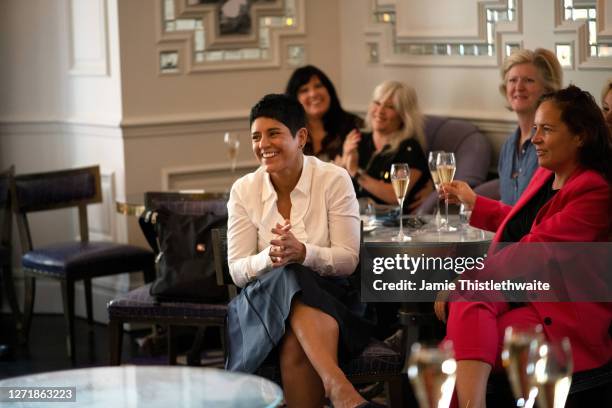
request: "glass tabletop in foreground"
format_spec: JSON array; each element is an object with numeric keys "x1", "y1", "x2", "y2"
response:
[
  {"x1": 0, "y1": 366, "x2": 283, "y2": 408},
  {"x1": 364, "y1": 215, "x2": 493, "y2": 243}
]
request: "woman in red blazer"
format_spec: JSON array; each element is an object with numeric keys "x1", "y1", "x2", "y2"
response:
[{"x1": 438, "y1": 85, "x2": 612, "y2": 408}]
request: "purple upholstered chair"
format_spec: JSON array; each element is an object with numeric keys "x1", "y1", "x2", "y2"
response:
[
  {"x1": 11, "y1": 165, "x2": 155, "y2": 365},
  {"x1": 416, "y1": 116, "x2": 492, "y2": 214}
]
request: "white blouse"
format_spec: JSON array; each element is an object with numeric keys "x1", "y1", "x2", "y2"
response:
[{"x1": 227, "y1": 155, "x2": 360, "y2": 288}]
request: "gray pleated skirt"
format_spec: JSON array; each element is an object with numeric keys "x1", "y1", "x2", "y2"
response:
[{"x1": 225, "y1": 263, "x2": 372, "y2": 373}]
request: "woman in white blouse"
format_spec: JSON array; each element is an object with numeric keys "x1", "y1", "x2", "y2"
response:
[{"x1": 226, "y1": 94, "x2": 377, "y2": 408}]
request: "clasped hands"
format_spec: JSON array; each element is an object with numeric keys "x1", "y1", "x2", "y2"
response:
[{"x1": 269, "y1": 220, "x2": 306, "y2": 268}]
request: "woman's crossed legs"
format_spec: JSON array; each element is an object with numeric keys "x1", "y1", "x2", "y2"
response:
[{"x1": 280, "y1": 299, "x2": 366, "y2": 408}]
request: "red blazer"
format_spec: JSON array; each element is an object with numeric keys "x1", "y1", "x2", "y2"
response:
[{"x1": 470, "y1": 167, "x2": 612, "y2": 371}]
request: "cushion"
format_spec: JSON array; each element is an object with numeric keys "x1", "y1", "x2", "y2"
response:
[
  {"x1": 22, "y1": 241, "x2": 154, "y2": 280},
  {"x1": 107, "y1": 283, "x2": 227, "y2": 320}
]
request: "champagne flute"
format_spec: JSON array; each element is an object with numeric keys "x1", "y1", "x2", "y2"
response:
[
  {"x1": 530, "y1": 338, "x2": 573, "y2": 408},
  {"x1": 224, "y1": 132, "x2": 240, "y2": 172},
  {"x1": 428, "y1": 150, "x2": 444, "y2": 230},
  {"x1": 407, "y1": 341, "x2": 457, "y2": 408},
  {"x1": 390, "y1": 163, "x2": 411, "y2": 242},
  {"x1": 502, "y1": 325, "x2": 544, "y2": 408},
  {"x1": 436, "y1": 152, "x2": 457, "y2": 232}
]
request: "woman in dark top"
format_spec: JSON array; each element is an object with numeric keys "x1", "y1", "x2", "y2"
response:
[
  {"x1": 438, "y1": 85, "x2": 612, "y2": 408},
  {"x1": 337, "y1": 80, "x2": 431, "y2": 212},
  {"x1": 285, "y1": 65, "x2": 363, "y2": 161}
]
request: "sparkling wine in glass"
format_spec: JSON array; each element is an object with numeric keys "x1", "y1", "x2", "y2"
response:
[
  {"x1": 530, "y1": 338, "x2": 573, "y2": 408},
  {"x1": 436, "y1": 152, "x2": 457, "y2": 232},
  {"x1": 407, "y1": 341, "x2": 457, "y2": 408},
  {"x1": 502, "y1": 325, "x2": 544, "y2": 408},
  {"x1": 390, "y1": 163, "x2": 411, "y2": 242},
  {"x1": 428, "y1": 150, "x2": 444, "y2": 230},
  {"x1": 224, "y1": 132, "x2": 240, "y2": 172}
]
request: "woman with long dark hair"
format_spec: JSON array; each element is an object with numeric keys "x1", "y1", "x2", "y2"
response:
[{"x1": 286, "y1": 65, "x2": 363, "y2": 161}]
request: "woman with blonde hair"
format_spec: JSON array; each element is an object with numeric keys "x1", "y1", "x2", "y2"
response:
[
  {"x1": 338, "y1": 80, "x2": 431, "y2": 211},
  {"x1": 496, "y1": 48, "x2": 562, "y2": 205}
]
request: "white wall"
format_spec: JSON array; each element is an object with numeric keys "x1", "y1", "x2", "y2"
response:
[{"x1": 0, "y1": 0, "x2": 127, "y2": 320}]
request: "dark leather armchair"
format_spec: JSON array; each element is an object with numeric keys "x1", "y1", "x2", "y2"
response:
[{"x1": 11, "y1": 165, "x2": 155, "y2": 365}]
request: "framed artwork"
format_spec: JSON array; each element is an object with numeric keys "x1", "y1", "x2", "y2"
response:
[{"x1": 197, "y1": 0, "x2": 274, "y2": 35}]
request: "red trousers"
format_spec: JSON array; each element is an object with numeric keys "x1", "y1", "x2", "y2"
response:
[{"x1": 445, "y1": 302, "x2": 541, "y2": 369}]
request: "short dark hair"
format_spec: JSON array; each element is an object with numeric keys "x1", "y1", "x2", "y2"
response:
[
  {"x1": 538, "y1": 85, "x2": 612, "y2": 183},
  {"x1": 249, "y1": 93, "x2": 306, "y2": 137}
]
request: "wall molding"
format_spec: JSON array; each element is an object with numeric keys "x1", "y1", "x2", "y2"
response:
[
  {"x1": 67, "y1": 0, "x2": 110, "y2": 76},
  {"x1": 162, "y1": 160, "x2": 260, "y2": 192},
  {"x1": 0, "y1": 120, "x2": 123, "y2": 140},
  {"x1": 365, "y1": 0, "x2": 523, "y2": 67}
]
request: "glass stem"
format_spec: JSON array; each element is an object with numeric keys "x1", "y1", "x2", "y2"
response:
[
  {"x1": 398, "y1": 199, "x2": 404, "y2": 237},
  {"x1": 445, "y1": 198, "x2": 449, "y2": 229}
]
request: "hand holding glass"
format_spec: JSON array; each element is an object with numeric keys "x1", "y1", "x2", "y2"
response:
[
  {"x1": 390, "y1": 163, "x2": 411, "y2": 241},
  {"x1": 436, "y1": 152, "x2": 457, "y2": 232}
]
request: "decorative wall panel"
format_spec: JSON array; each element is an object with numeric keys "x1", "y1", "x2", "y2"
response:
[
  {"x1": 366, "y1": 0, "x2": 523, "y2": 67},
  {"x1": 554, "y1": 0, "x2": 612, "y2": 69},
  {"x1": 67, "y1": 0, "x2": 110, "y2": 76},
  {"x1": 156, "y1": 0, "x2": 305, "y2": 73}
]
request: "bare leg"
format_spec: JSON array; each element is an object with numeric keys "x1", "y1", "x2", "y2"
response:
[
  {"x1": 280, "y1": 327, "x2": 326, "y2": 408},
  {"x1": 288, "y1": 299, "x2": 365, "y2": 408},
  {"x1": 455, "y1": 360, "x2": 491, "y2": 408}
]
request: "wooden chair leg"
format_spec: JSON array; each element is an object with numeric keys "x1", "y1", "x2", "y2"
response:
[
  {"x1": 186, "y1": 326, "x2": 207, "y2": 366},
  {"x1": 60, "y1": 279, "x2": 76, "y2": 366},
  {"x1": 21, "y1": 276, "x2": 36, "y2": 344},
  {"x1": 1, "y1": 264, "x2": 23, "y2": 332},
  {"x1": 168, "y1": 325, "x2": 178, "y2": 365},
  {"x1": 108, "y1": 319, "x2": 124, "y2": 365},
  {"x1": 143, "y1": 264, "x2": 156, "y2": 284},
  {"x1": 83, "y1": 278, "x2": 93, "y2": 327},
  {"x1": 387, "y1": 375, "x2": 411, "y2": 408}
]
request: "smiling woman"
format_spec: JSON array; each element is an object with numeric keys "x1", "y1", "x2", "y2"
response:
[
  {"x1": 439, "y1": 86, "x2": 612, "y2": 407},
  {"x1": 497, "y1": 48, "x2": 563, "y2": 205},
  {"x1": 336, "y1": 80, "x2": 431, "y2": 213},
  {"x1": 225, "y1": 94, "x2": 376, "y2": 408},
  {"x1": 285, "y1": 65, "x2": 364, "y2": 161}
]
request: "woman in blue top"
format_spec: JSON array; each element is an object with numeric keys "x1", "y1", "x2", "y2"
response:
[{"x1": 497, "y1": 48, "x2": 562, "y2": 205}]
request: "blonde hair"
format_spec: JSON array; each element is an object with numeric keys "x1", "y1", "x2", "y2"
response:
[
  {"x1": 601, "y1": 78, "x2": 612, "y2": 104},
  {"x1": 499, "y1": 48, "x2": 563, "y2": 110},
  {"x1": 365, "y1": 80, "x2": 426, "y2": 153}
]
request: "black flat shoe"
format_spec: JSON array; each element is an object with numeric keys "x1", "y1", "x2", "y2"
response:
[{"x1": 0, "y1": 344, "x2": 15, "y2": 361}]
